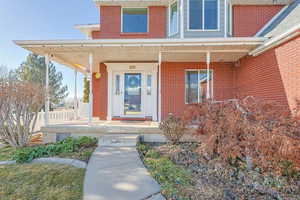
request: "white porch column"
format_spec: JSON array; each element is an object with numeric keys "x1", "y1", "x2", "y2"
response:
[
  {"x1": 74, "y1": 69, "x2": 78, "y2": 120},
  {"x1": 44, "y1": 54, "x2": 50, "y2": 125},
  {"x1": 206, "y1": 52, "x2": 211, "y2": 99},
  {"x1": 88, "y1": 53, "x2": 93, "y2": 125},
  {"x1": 158, "y1": 51, "x2": 162, "y2": 122}
]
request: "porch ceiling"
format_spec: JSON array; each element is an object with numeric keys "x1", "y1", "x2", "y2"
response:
[{"x1": 14, "y1": 38, "x2": 266, "y2": 74}]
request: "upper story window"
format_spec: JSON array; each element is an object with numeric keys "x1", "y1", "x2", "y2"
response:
[
  {"x1": 169, "y1": 1, "x2": 178, "y2": 36},
  {"x1": 189, "y1": 0, "x2": 219, "y2": 30},
  {"x1": 122, "y1": 8, "x2": 148, "y2": 33}
]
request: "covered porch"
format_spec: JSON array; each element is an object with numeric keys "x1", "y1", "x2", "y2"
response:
[{"x1": 15, "y1": 38, "x2": 265, "y2": 142}]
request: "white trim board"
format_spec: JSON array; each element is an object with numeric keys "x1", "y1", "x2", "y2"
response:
[
  {"x1": 168, "y1": 0, "x2": 179, "y2": 37},
  {"x1": 121, "y1": 7, "x2": 149, "y2": 34},
  {"x1": 105, "y1": 63, "x2": 158, "y2": 121}
]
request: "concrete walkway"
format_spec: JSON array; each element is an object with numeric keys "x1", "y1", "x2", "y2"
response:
[{"x1": 83, "y1": 135, "x2": 165, "y2": 200}]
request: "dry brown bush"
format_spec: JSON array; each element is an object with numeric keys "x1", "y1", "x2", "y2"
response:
[
  {"x1": 183, "y1": 97, "x2": 300, "y2": 175},
  {"x1": 159, "y1": 114, "x2": 186, "y2": 144},
  {"x1": 0, "y1": 78, "x2": 44, "y2": 147}
]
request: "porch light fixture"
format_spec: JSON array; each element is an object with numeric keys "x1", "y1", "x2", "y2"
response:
[{"x1": 95, "y1": 72, "x2": 101, "y2": 79}]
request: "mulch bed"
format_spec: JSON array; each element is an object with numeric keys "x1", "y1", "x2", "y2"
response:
[{"x1": 151, "y1": 143, "x2": 300, "y2": 200}]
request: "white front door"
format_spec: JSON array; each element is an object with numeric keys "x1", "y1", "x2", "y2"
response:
[
  {"x1": 108, "y1": 63, "x2": 158, "y2": 121},
  {"x1": 112, "y1": 72, "x2": 144, "y2": 118}
]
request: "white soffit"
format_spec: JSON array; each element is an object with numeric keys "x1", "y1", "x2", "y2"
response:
[{"x1": 14, "y1": 38, "x2": 266, "y2": 72}]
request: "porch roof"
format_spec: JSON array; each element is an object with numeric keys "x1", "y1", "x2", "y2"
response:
[{"x1": 14, "y1": 37, "x2": 266, "y2": 74}]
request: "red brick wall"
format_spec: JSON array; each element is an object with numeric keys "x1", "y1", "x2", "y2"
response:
[
  {"x1": 93, "y1": 63, "x2": 108, "y2": 120},
  {"x1": 161, "y1": 62, "x2": 236, "y2": 119},
  {"x1": 92, "y1": 36, "x2": 300, "y2": 120},
  {"x1": 92, "y1": 6, "x2": 166, "y2": 39},
  {"x1": 233, "y1": 5, "x2": 283, "y2": 37},
  {"x1": 237, "y1": 35, "x2": 300, "y2": 110}
]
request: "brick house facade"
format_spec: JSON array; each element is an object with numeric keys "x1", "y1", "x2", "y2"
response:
[{"x1": 16, "y1": 0, "x2": 300, "y2": 122}]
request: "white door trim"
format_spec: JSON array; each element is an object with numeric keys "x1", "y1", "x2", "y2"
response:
[{"x1": 106, "y1": 63, "x2": 158, "y2": 121}]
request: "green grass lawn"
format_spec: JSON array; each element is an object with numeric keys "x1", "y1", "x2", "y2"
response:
[
  {"x1": 0, "y1": 163, "x2": 85, "y2": 200},
  {"x1": 0, "y1": 146, "x2": 15, "y2": 161}
]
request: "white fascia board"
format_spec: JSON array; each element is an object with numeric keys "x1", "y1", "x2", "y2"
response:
[
  {"x1": 93, "y1": 0, "x2": 171, "y2": 6},
  {"x1": 74, "y1": 24, "x2": 100, "y2": 38},
  {"x1": 250, "y1": 23, "x2": 300, "y2": 56},
  {"x1": 229, "y1": 0, "x2": 291, "y2": 5},
  {"x1": 14, "y1": 37, "x2": 266, "y2": 47},
  {"x1": 255, "y1": 4, "x2": 289, "y2": 37}
]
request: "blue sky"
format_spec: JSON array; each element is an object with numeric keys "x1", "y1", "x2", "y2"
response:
[{"x1": 0, "y1": 0, "x2": 99, "y2": 99}]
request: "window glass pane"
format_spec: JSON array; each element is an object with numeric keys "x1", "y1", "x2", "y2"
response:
[
  {"x1": 170, "y1": 2, "x2": 178, "y2": 35},
  {"x1": 147, "y1": 74, "x2": 152, "y2": 95},
  {"x1": 199, "y1": 70, "x2": 212, "y2": 101},
  {"x1": 189, "y1": 0, "x2": 203, "y2": 29},
  {"x1": 204, "y1": 0, "x2": 218, "y2": 29},
  {"x1": 122, "y1": 8, "x2": 148, "y2": 33},
  {"x1": 186, "y1": 71, "x2": 199, "y2": 103}
]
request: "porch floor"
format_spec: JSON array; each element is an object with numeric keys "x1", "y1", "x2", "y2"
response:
[
  {"x1": 45, "y1": 119, "x2": 159, "y2": 127},
  {"x1": 41, "y1": 120, "x2": 162, "y2": 141}
]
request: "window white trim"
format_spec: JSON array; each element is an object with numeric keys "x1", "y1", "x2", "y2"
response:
[
  {"x1": 121, "y1": 7, "x2": 149, "y2": 34},
  {"x1": 224, "y1": 0, "x2": 227, "y2": 37},
  {"x1": 187, "y1": 0, "x2": 220, "y2": 32},
  {"x1": 168, "y1": 0, "x2": 179, "y2": 36},
  {"x1": 228, "y1": 3, "x2": 233, "y2": 36},
  {"x1": 185, "y1": 69, "x2": 214, "y2": 104}
]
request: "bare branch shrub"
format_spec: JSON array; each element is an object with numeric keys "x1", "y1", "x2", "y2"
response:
[
  {"x1": 159, "y1": 114, "x2": 186, "y2": 144},
  {"x1": 0, "y1": 78, "x2": 44, "y2": 147},
  {"x1": 183, "y1": 97, "x2": 300, "y2": 174}
]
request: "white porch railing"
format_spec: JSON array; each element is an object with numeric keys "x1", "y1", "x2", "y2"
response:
[
  {"x1": 37, "y1": 110, "x2": 75, "y2": 122},
  {"x1": 34, "y1": 102, "x2": 89, "y2": 132}
]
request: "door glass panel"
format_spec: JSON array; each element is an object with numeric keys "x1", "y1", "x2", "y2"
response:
[
  {"x1": 124, "y1": 73, "x2": 142, "y2": 115},
  {"x1": 147, "y1": 74, "x2": 152, "y2": 95},
  {"x1": 115, "y1": 75, "x2": 120, "y2": 95}
]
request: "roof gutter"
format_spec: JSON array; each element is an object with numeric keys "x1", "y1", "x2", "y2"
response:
[{"x1": 250, "y1": 23, "x2": 300, "y2": 56}]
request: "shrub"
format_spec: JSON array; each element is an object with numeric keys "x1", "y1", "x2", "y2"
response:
[
  {"x1": 0, "y1": 79, "x2": 44, "y2": 147},
  {"x1": 159, "y1": 114, "x2": 186, "y2": 144},
  {"x1": 183, "y1": 97, "x2": 300, "y2": 175},
  {"x1": 13, "y1": 136, "x2": 97, "y2": 163}
]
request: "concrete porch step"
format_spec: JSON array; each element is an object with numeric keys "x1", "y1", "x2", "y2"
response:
[{"x1": 98, "y1": 134, "x2": 140, "y2": 147}]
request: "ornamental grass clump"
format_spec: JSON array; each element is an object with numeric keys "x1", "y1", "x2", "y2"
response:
[{"x1": 183, "y1": 97, "x2": 300, "y2": 176}]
